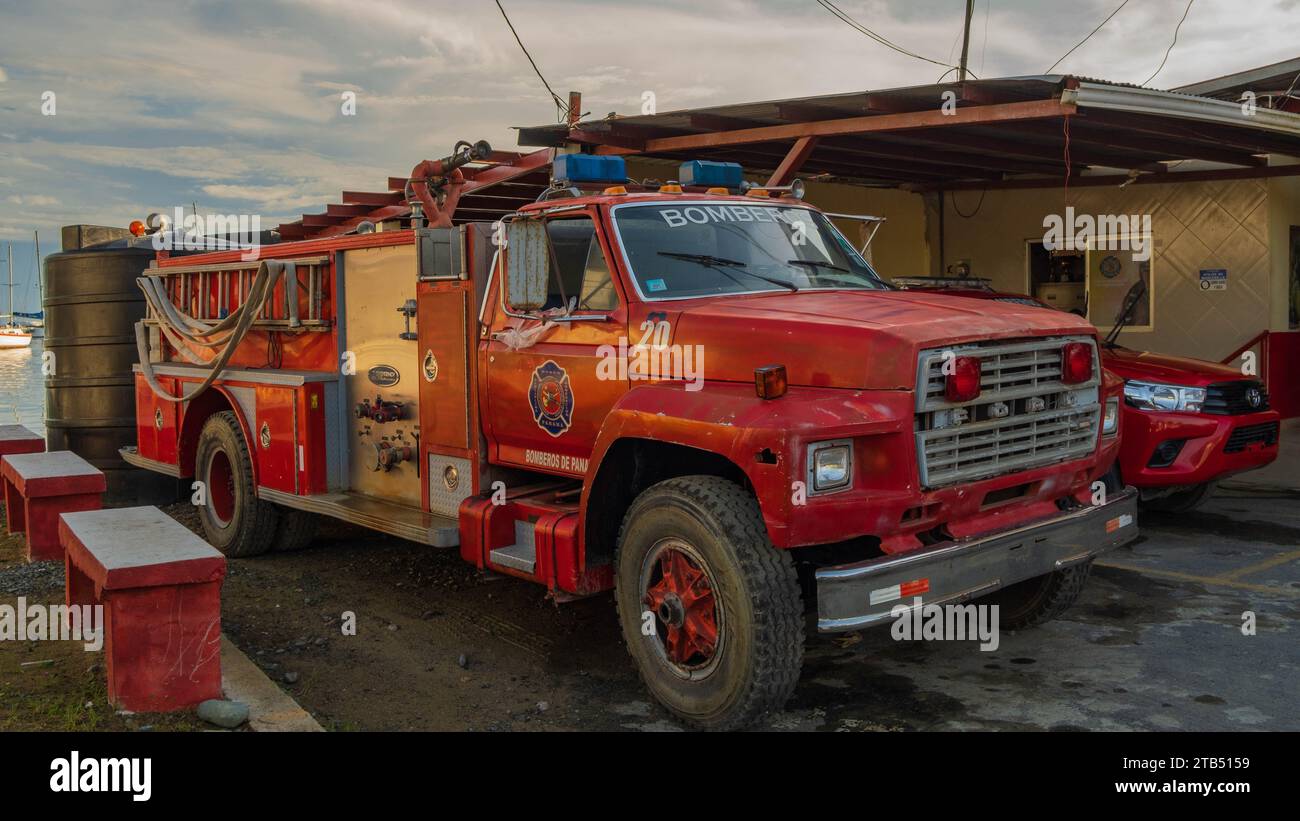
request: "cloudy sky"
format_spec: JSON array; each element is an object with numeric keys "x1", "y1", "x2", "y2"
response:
[{"x1": 0, "y1": 0, "x2": 1297, "y2": 310}]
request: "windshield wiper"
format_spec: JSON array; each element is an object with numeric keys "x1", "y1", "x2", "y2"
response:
[
  {"x1": 657, "y1": 251, "x2": 799, "y2": 292},
  {"x1": 787, "y1": 259, "x2": 849, "y2": 273},
  {"x1": 1104, "y1": 277, "x2": 1147, "y2": 348}
]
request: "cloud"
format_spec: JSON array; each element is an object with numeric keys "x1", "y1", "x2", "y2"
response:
[
  {"x1": 7, "y1": 195, "x2": 59, "y2": 207},
  {"x1": 1, "y1": 0, "x2": 1298, "y2": 246},
  {"x1": 199, "y1": 183, "x2": 337, "y2": 214}
]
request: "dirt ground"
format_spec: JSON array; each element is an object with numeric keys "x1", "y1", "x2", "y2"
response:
[
  {"x1": 161, "y1": 504, "x2": 650, "y2": 731},
  {"x1": 3, "y1": 486, "x2": 1297, "y2": 732}
]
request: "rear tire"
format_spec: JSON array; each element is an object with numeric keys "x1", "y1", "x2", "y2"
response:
[
  {"x1": 982, "y1": 562, "x2": 1093, "y2": 630},
  {"x1": 195, "y1": 411, "x2": 279, "y2": 557},
  {"x1": 615, "y1": 476, "x2": 804, "y2": 731},
  {"x1": 273, "y1": 507, "x2": 319, "y2": 552}
]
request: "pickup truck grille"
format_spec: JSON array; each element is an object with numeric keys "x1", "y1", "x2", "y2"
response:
[
  {"x1": 915, "y1": 336, "x2": 1101, "y2": 488},
  {"x1": 1203, "y1": 381, "x2": 1269, "y2": 415}
]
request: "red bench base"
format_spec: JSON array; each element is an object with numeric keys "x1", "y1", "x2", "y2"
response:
[
  {"x1": 69, "y1": 575, "x2": 223, "y2": 712},
  {"x1": 7, "y1": 485, "x2": 101, "y2": 562},
  {"x1": 62, "y1": 506, "x2": 226, "y2": 714}
]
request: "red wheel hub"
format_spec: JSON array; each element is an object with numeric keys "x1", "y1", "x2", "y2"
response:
[
  {"x1": 643, "y1": 547, "x2": 719, "y2": 666},
  {"x1": 207, "y1": 449, "x2": 235, "y2": 526}
]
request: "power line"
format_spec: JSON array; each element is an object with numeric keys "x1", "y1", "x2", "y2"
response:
[
  {"x1": 494, "y1": 0, "x2": 568, "y2": 120},
  {"x1": 1045, "y1": 0, "x2": 1131, "y2": 74},
  {"x1": 1275, "y1": 69, "x2": 1300, "y2": 109},
  {"x1": 815, "y1": 0, "x2": 962, "y2": 72},
  {"x1": 979, "y1": 0, "x2": 990, "y2": 77},
  {"x1": 1143, "y1": 0, "x2": 1196, "y2": 86}
]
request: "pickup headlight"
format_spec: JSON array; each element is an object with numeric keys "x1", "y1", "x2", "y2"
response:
[
  {"x1": 807, "y1": 440, "x2": 852, "y2": 493},
  {"x1": 1102, "y1": 396, "x2": 1119, "y2": 436},
  {"x1": 1124, "y1": 380, "x2": 1206, "y2": 413}
]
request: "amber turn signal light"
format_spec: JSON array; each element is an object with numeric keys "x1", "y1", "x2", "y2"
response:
[{"x1": 755, "y1": 364, "x2": 788, "y2": 399}]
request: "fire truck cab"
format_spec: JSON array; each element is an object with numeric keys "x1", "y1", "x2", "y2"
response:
[{"x1": 125, "y1": 152, "x2": 1139, "y2": 729}]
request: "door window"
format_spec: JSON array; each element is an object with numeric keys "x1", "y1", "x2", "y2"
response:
[{"x1": 518, "y1": 217, "x2": 618, "y2": 312}]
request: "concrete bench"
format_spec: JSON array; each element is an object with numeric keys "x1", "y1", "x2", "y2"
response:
[
  {"x1": 0, "y1": 424, "x2": 46, "y2": 458},
  {"x1": 61, "y1": 506, "x2": 227, "y2": 713},
  {"x1": 2, "y1": 450, "x2": 105, "y2": 562}
]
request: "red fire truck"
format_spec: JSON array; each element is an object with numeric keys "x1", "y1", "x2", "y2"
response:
[{"x1": 123, "y1": 148, "x2": 1137, "y2": 729}]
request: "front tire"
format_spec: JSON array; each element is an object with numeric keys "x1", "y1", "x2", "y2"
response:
[
  {"x1": 195, "y1": 411, "x2": 279, "y2": 557},
  {"x1": 1141, "y1": 482, "x2": 1215, "y2": 513},
  {"x1": 615, "y1": 476, "x2": 804, "y2": 731}
]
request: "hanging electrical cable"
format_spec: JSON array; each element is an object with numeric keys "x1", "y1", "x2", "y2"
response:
[
  {"x1": 1143, "y1": 0, "x2": 1196, "y2": 86},
  {"x1": 1046, "y1": 0, "x2": 1131, "y2": 74},
  {"x1": 494, "y1": 0, "x2": 569, "y2": 122},
  {"x1": 815, "y1": 0, "x2": 966, "y2": 74}
]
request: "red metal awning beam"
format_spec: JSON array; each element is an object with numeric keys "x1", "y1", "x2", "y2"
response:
[
  {"x1": 590, "y1": 98, "x2": 1076, "y2": 155},
  {"x1": 766, "y1": 136, "x2": 820, "y2": 187}
]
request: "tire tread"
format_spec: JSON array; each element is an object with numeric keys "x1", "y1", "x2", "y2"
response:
[{"x1": 616, "y1": 475, "x2": 803, "y2": 730}]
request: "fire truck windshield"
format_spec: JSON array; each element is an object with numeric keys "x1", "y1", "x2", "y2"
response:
[{"x1": 610, "y1": 201, "x2": 889, "y2": 300}]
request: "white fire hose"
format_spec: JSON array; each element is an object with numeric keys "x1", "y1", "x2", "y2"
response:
[{"x1": 134, "y1": 260, "x2": 293, "y2": 403}]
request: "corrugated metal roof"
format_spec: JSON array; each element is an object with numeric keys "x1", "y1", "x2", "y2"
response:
[{"x1": 516, "y1": 74, "x2": 1300, "y2": 190}]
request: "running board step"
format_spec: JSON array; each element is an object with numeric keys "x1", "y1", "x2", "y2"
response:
[
  {"x1": 257, "y1": 487, "x2": 459, "y2": 547},
  {"x1": 489, "y1": 521, "x2": 537, "y2": 573}
]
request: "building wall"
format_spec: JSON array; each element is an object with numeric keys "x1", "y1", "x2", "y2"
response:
[
  {"x1": 801, "y1": 181, "x2": 928, "y2": 279},
  {"x1": 926, "y1": 179, "x2": 1278, "y2": 362}
]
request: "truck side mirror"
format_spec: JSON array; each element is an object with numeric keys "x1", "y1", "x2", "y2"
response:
[{"x1": 506, "y1": 219, "x2": 549, "y2": 311}]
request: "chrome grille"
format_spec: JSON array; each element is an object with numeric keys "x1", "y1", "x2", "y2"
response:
[{"x1": 915, "y1": 336, "x2": 1101, "y2": 487}]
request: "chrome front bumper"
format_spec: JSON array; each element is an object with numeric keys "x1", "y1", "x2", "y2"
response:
[{"x1": 814, "y1": 487, "x2": 1139, "y2": 632}]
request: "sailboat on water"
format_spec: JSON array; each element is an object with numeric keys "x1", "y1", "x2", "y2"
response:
[
  {"x1": 18, "y1": 231, "x2": 45, "y2": 338},
  {"x1": 0, "y1": 243, "x2": 33, "y2": 349}
]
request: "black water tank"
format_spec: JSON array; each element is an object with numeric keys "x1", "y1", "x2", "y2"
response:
[{"x1": 43, "y1": 239, "x2": 174, "y2": 504}]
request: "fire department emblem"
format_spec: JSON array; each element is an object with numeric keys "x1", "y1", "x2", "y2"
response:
[{"x1": 529, "y1": 360, "x2": 574, "y2": 437}]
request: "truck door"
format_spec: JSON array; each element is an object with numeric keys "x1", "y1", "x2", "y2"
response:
[{"x1": 482, "y1": 211, "x2": 627, "y2": 478}]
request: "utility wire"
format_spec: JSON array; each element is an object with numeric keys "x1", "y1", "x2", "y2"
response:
[
  {"x1": 1045, "y1": 0, "x2": 1131, "y2": 74},
  {"x1": 1276, "y1": 69, "x2": 1300, "y2": 108},
  {"x1": 815, "y1": 0, "x2": 963, "y2": 73},
  {"x1": 1143, "y1": 0, "x2": 1195, "y2": 86},
  {"x1": 494, "y1": 0, "x2": 568, "y2": 121},
  {"x1": 979, "y1": 0, "x2": 990, "y2": 77}
]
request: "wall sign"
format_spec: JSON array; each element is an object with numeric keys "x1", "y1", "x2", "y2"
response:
[
  {"x1": 1199, "y1": 269, "x2": 1227, "y2": 291},
  {"x1": 368, "y1": 365, "x2": 401, "y2": 386}
]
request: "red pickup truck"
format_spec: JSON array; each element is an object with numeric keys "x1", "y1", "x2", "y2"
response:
[{"x1": 894, "y1": 278, "x2": 1281, "y2": 511}]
